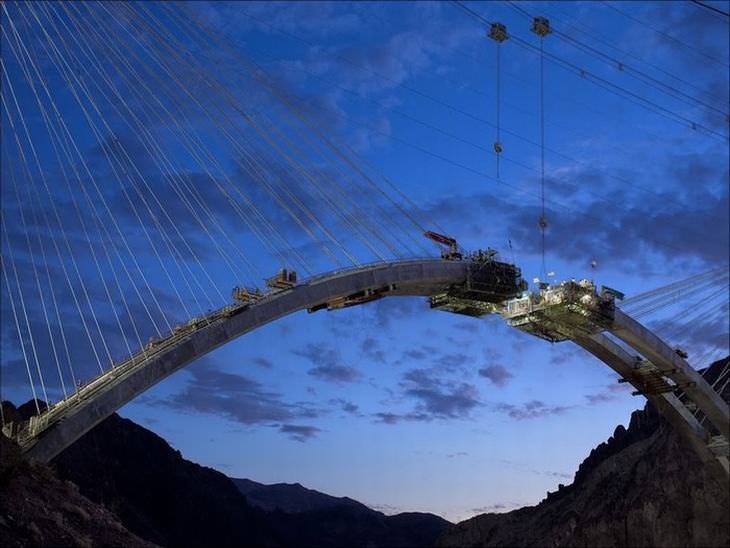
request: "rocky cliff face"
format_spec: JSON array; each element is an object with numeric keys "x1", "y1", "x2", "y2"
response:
[
  {"x1": 0, "y1": 433, "x2": 155, "y2": 548},
  {"x1": 437, "y1": 357, "x2": 730, "y2": 548}
]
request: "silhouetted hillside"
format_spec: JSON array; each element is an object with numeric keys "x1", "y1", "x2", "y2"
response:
[
  {"x1": 232, "y1": 477, "x2": 365, "y2": 513},
  {"x1": 50, "y1": 412, "x2": 450, "y2": 547},
  {"x1": 7, "y1": 358, "x2": 726, "y2": 547},
  {"x1": 0, "y1": 432, "x2": 154, "y2": 548},
  {"x1": 437, "y1": 357, "x2": 730, "y2": 548},
  {"x1": 52, "y1": 413, "x2": 274, "y2": 547}
]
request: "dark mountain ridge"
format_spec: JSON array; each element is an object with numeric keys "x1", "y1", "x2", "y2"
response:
[
  {"x1": 231, "y1": 477, "x2": 366, "y2": 513},
  {"x1": 3, "y1": 357, "x2": 727, "y2": 547},
  {"x1": 45, "y1": 411, "x2": 450, "y2": 547}
]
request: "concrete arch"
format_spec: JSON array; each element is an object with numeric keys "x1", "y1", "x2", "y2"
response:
[
  {"x1": 21, "y1": 259, "x2": 472, "y2": 462},
  {"x1": 14, "y1": 259, "x2": 729, "y2": 479}
]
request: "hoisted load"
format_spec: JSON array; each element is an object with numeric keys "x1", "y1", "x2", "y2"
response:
[
  {"x1": 424, "y1": 231, "x2": 463, "y2": 261},
  {"x1": 266, "y1": 268, "x2": 298, "y2": 290},
  {"x1": 489, "y1": 22, "x2": 508, "y2": 42},
  {"x1": 531, "y1": 16, "x2": 552, "y2": 37}
]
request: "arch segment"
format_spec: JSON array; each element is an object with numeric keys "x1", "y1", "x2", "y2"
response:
[
  {"x1": 573, "y1": 333, "x2": 728, "y2": 478},
  {"x1": 502, "y1": 280, "x2": 729, "y2": 479},
  {"x1": 21, "y1": 259, "x2": 475, "y2": 462}
]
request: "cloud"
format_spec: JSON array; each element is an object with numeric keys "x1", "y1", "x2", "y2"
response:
[
  {"x1": 156, "y1": 359, "x2": 320, "y2": 430},
  {"x1": 254, "y1": 357, "x2": 273, "y2": 368},
  {"x1": 278, "y1": 424, "x2": 321, "y2": 442},
  {"x1": 453, "y1": 320, "x2": 480, "y2": 333},
  {"x1": 293, "y1": 343, "x2": 361, "y2": 384},
  {"x1": 308, "y1": 364, "x2": 361, "y2": 383},
  {"x1": 435, "y1": 353, "x2": 470, "y2": 372},
  {"x1": 495, "y1": 399, "x2": 572, "y2": 420},
  {"x1": 471, "y1": 502, "x2": 522, "y2": 514},
  {"x1": 360, "y1": 336, "x2": 387, "y2": 364},
  {"x1": 478, "y1": 365, "x2": 514, "y2": 388},
  {"x1": 329, "y1": 398, "x2": 360, "y2": 415},
  {"x1": 374, "y1": 412, "x2": 401, "y2": 424},
  {"x1": 549, "y1": 344, "x2": 589, "y2": 367},
  {"x1": 418, "y1": 149, "x2": 728, "y2": 270},
  {"x1": 584, "y1": 392, "x2": 617, "y2": 405},
  {"x1": 200, "y1": 2, "x2": 362, "y2": 39},
  {"x1": 400, "y1": 368, "x2": 481, "y2": 419},
  {"x1": 298, "y1": 20, "x2": 480, "y2": 97},
  {"x1": 395, "y1": 345, "x2": 440, "y2": 366},
  {"x1": 585, "y1": 382, "x2": 633, "y2": 405}
]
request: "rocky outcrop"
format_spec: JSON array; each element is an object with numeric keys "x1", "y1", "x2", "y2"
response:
[
  {"x1": 0, "y1": 433, "x2": 155, "y2": 548},
  {"x1": 437, "y1": 357, "x2": 730, "y2": 548}
]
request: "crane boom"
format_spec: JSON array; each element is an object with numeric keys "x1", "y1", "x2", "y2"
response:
[{"x1": 424, "y1": 231, "x2": 462, "y2": 260}]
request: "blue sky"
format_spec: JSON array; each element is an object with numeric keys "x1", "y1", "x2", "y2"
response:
[{"x1": 1, "y1": 1, "x2": 728, "y2": 522}]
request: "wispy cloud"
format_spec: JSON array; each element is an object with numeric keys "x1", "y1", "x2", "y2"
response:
[
  {"x1": 495, "y1": 400, "x2": 572, "y2": 420},
  {"x1": 150, "y1": 360, "x2": 322, "y2": 441},
  {"x1": 279, "y1": 424, "x2": 322, "y2": 442},
  {"x1": 293, "y1": 342, "x2": 361, "y2": 384},
  {"x1": 478, "y1": 365, "x2": 514, "y2": 388}
]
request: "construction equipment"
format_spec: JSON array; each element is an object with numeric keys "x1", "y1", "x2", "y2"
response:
[
  {"x1": 601, "y1": 286, "x2": 625, "y2": 301},
  {"x1": 307, "y1": 284, "x2": 397, "y2": 313},
  {"x1": 502, "y1": 279, "x2": 617, "y2": 342},
  {"x1": 266, "y1": 268, "x2": 297, "y2": 290},
  {"x1": 424, "y1": 231, "x2": 463, "y2": 260},
  {"x1": 232, "y1": 286, "x2": 262, "y2": 303},
  {"x1": 429, "y1": 253, "x2": 525, "y2": 317},
  {"x1": 531, "y1": 16, "x2": 552, "y2": 37}
]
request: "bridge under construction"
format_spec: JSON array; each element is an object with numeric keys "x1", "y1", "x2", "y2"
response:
[
  {"x1": 1, "y1": 1, "x2": 728, "y2": 491},
  {"x1": 4, "y1": 246, "x2": 728, "y2": 481}
]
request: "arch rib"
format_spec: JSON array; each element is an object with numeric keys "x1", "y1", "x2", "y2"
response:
[
  {"x1": 11, "y1": 263, "x2": 728, "y2": 482},
  {"x1": 609, "y1": 309, "x2": 729, "y2": 440},
  {"x1": 19, "y1": 259, "x2": 473, "y2": 462},
  {"x1": 573, "y1": 333, "x2": 728, "y2": 478}
]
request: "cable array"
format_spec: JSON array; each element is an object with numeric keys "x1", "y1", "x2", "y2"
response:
[
  {"x1": 620, "y1": 267, "x2": 730, "y2": 370},
  {"x1": 453, "y1": 1, "x2": 729, "y2": 142},
  {"x1": 0, "y1": 1, "x2": 434, "y2": 406},
  {"x1": 0, "y1": 1, "x2": 727, "y2": 412}
]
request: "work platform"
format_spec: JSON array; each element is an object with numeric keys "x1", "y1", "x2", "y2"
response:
[
  {"x1": 428, "y1": 251, "x2": 525, "y2": 317},
  {"x1": 501, "y1": 279, "x2": 618, "y2": 342}
]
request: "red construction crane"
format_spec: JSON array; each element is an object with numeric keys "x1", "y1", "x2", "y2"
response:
[{"x1": 424, "y1": 231, "x2": 462, "y2": 261}]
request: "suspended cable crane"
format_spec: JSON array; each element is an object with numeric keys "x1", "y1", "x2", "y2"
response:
[
  {"x1": 531, "y1": 16, "x2": 551, "y2": 278},
  {"x1": 488, "y1": 22, "x2": 508, "y2": 179}
]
